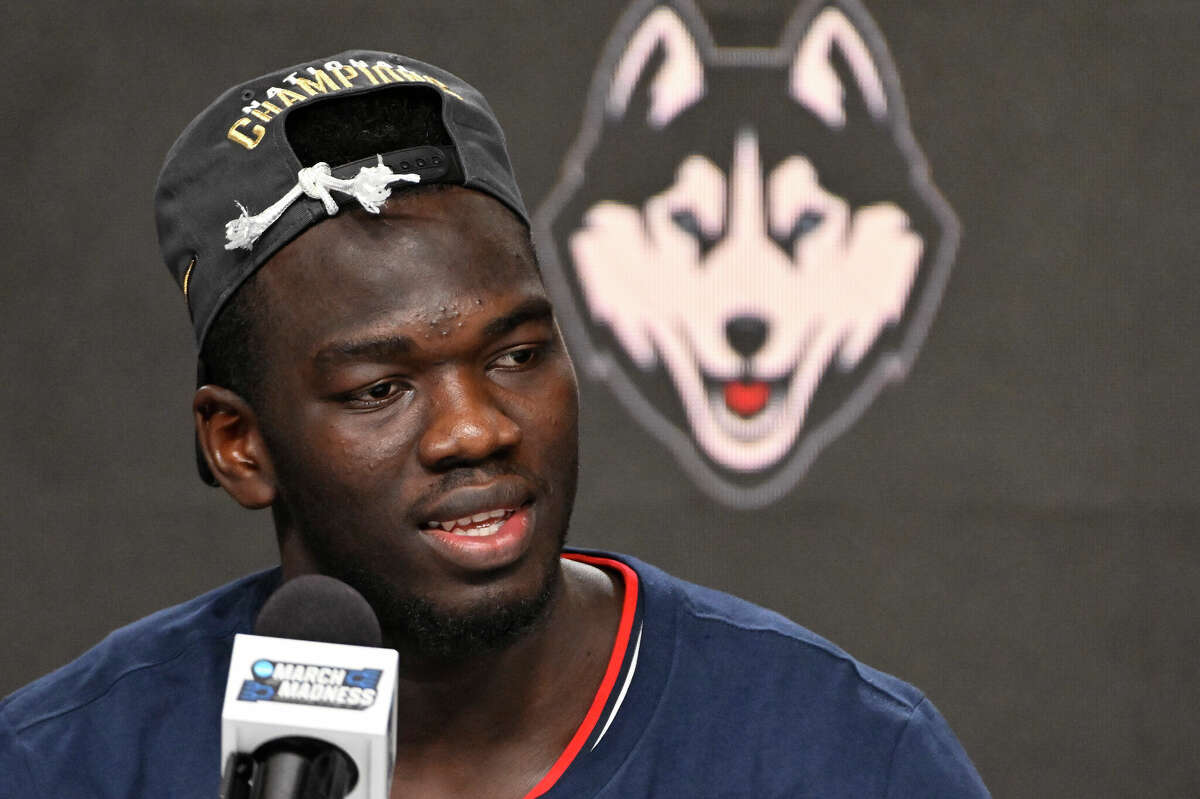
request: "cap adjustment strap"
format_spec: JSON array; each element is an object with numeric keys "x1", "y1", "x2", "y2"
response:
[{"x1": 224, "y1": 155, "x2": 420, "y2": 251}]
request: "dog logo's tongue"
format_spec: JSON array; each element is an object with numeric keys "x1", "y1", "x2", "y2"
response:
[{"x1": 725, "y1": 381, "x2": 769, "y2": 417}]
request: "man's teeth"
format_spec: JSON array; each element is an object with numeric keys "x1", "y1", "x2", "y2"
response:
[{"x1": 426, "y1": 508, "x2": 512, "y2": 536}]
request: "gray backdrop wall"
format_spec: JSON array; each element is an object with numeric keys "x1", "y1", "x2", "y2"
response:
[{"x1": 2, "y1": 2, "x2": 1196, "y2": 797}]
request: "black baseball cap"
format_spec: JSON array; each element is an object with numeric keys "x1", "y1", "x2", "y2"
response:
[{"x1": 156, "y1": 49, "x2": 528, "y2": 350}]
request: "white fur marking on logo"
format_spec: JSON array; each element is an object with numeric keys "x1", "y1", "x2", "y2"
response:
[
  {"x1": 569, "y1": 130, "x2": 922, "y2": 471},
  {"x1": 790, "y1": 7, "x2": 887, "y2": 127},
  {"x1": 608, "y1": 6, "x2": 706, "y2": 128}
]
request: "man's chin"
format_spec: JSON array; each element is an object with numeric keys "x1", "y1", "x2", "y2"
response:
[
  {"x1": 338, "y1": 553, "x2": 565, "y2": 662},
  {"x1": 378, "y1": 577, "x2": 561, "y2": 661}
]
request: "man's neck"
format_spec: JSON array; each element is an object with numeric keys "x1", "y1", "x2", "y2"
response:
[{"x1": 387, "y1": 558, "x2": 622, "y2": 797}]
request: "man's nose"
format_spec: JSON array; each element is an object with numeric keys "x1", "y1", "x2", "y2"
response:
[{"x1": 418, "y1": 373, "x2": 521, "y2": 469}]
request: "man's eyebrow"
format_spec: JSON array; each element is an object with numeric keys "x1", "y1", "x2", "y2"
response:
[
  {"x1": 313, "y1": 334, "x2": 415, "y2": 368},
  {"x1": 310, "y1": 299, "x2": 551, "y2": 368},
  {"x1": 481, "y1": 297, "x2": 554, "y2": 339}
]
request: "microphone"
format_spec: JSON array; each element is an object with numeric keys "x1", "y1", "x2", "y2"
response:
[{"x1": 220, "y1": 575, "x2": 398, "y2": 799}]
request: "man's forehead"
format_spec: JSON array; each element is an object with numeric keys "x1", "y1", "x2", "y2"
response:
[
  {"x1": 250, "y1": 187, "x2": 546, "y2": 347},
  {"x1": 262, "y1": 186, "x2": 538, "y2": 288}
]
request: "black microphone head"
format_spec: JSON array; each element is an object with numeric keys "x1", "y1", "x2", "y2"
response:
[{"x1": 254, "y1": 574, "x2": 382, "y2": 648}]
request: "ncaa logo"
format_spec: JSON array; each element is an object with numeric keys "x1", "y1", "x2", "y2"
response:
[{"x1": 533, "y1": 0, "x2": 958, "y2": 507}]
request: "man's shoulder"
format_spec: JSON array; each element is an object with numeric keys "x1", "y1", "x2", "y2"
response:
[
  {"x1": 582, "y1": 551, "x2": 990, "y2": 797},
  {"x1": 613, "y1": 550, "x2": 924, "y2": 711},
  {"x1": 1, "y1": 568, "x2": 279, "y2": 734}
]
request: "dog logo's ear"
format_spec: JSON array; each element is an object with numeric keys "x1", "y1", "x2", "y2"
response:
[
  {"x1": 607, "y1": 6, "x2": 707, "y2": 129},
  {"x1": 787, "y1": 5, "x2": 888, "y2": 128}
]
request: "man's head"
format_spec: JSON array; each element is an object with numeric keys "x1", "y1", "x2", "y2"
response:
[{"x1": 157, "y1": 52, "x2": 580, "y2": 659}]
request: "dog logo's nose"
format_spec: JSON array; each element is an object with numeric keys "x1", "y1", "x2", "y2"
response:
[{"x1": 725, "y1": 315, "x2": 769, "y2": 359}]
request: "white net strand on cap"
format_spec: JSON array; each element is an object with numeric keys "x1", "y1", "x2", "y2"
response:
[{"x1": 224, "y1": 155, "x2": 421, "y2": 251}]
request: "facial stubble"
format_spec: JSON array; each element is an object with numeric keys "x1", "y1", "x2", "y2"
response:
[{"x1": 268, "y1": 439, "x2": 578, "y2": 661}]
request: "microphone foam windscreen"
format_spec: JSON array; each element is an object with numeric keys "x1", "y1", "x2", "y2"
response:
[{"x1": 254, "y1": 574, "x2": 383, "y2": 648}]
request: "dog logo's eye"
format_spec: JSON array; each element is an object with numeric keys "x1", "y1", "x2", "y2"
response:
[
  {"x1": 793, "y1": 209, "x2": 824, "y2": 236},
  {"x1": 671, "y1": 208, "x2": 721, "y2": 257},
  {"x1": 775, "y1": 209, "x2": 825, "y2": 254},
  {"x1": 671, "y1": 208, "x2": 703, "y2": 237}
]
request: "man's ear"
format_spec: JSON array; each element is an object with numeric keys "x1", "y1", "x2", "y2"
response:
[{"x1": 193, "y1": 385, "x2": 276, "y2": 509}]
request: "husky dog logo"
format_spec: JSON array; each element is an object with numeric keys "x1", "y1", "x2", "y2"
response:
[{"x1": 534, "y1": 0, "x2": 958, "y2": 507}]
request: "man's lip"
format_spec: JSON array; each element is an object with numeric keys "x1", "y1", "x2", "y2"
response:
[
  {"x1": 415, "y1": 477, "x2": 533, "y2": 527},
  {"x1": 418, "y1": 505, "x2": 534, "y2": 572}
]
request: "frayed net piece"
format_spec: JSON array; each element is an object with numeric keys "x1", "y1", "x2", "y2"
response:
[{"x1": 224, "y1": 156, "x2": 420, "y2": 251}]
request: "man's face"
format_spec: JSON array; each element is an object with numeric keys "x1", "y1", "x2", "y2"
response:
[{"x1": 247, "y1": 187, "x2": 579, "y2": 655}]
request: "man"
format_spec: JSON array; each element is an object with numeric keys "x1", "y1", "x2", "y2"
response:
[{"x1": 0, "y1": 51, "x2": 988, "y2": 797}]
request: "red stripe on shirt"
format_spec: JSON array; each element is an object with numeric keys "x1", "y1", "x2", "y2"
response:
[{"x1": 523, "y1": 554, "x2": 640, "y2": 798}]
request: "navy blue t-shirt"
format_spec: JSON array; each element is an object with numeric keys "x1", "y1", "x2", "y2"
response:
[{"x1": 1, "y1": 552, "x2": 988, "y2": 797}]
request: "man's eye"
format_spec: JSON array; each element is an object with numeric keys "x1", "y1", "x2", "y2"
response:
[
  {"x1": 346, "y1": 380, "x2": 407, "y2": 407},
  {"x1": 491, "y1": 346, "x2": 541, "y2": 369}
]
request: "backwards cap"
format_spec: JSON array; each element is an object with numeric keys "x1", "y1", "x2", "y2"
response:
[{"x1": 156, "y1": 50, "x2": 528, "y2": 349}]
